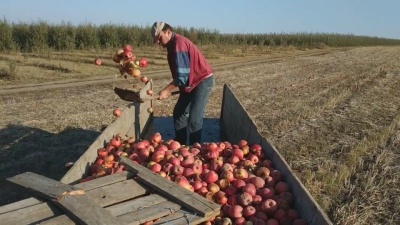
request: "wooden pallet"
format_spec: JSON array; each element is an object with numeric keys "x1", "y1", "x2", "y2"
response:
[{"x1": 0, "y1": 160, "x2": 221, "y2": 225}]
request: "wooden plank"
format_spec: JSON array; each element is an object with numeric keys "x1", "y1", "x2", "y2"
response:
[
  {"x1": 120, "y1": 157, "x2": 221, "y2": 218},
  {"x1": 107, "y1": 194, "x2": 167, "y2": 216},
  {"x1": 118, "y1": 201, "x2": 181, "y2": 225},
  {"x1": 7, "y1": 172, "x2": 125, "y2": 225},
  {"x1": 153, "y1": 209, "x2": 208, "y2": 225},
  {"x1": 1, "y1": 172, "x2": 136, "y2": 224},
  {"x1": 39, "y1": 215, "x2": 75, "y2": 225},
  {"x1": 85, "y1": 178, "x2": 148, "y2": 207},
  {"x1": 39, "y1": 194, "x2": 168, "y2": 225},
  {"x1": 1, "y1": 172, "x2": 137, "y2": 224},
  {"x1": 74, "y1": 171, "x2": 133, "y2": 191},
  {"x1": 0, "y1": 201, "x2": 63, "y2": 225},
  {"x1": 0, "y1": 197, "x2": 42, "y2": 214}
]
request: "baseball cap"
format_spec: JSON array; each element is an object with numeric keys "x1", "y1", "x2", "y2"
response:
[{"x1": 151, "y1": 22, "x2": 165, "y2": 38}]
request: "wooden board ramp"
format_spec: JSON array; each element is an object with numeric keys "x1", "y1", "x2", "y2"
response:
[
  {"x1": 1, "y1": 170, "x2": 220, "y2": 225},
  {"x1": 119, "y1": 157, "x2": 221, "y2": 218}
]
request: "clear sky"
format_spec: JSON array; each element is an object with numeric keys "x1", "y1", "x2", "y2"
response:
[{"x1": 1, "y1": 0, "x2": 399, "y2": 39}]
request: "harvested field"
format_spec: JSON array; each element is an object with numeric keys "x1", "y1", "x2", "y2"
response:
[{"x1": 0, "y1": 46, "x2": 399, "y2": 225}]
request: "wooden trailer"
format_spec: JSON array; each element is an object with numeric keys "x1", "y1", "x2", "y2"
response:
[{"x1": 0, "y1": 82, "x2": 333, "y2": 225}]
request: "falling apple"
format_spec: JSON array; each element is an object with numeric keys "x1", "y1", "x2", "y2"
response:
[
  {"x1": 94, "y1": 58, "x2": 102, "y2": 66},
  {"x1": 140, "y1": 76, "x2": 148, "y2": 83},
  {"x1": 139, "y1": 58, "x2": 149, "y2": 68},
  {"x1": 130, "y1": 69, "x2": 141, "y2": 78},
  {"x1": 113, "y1": 108, "x2": 122, "y2": 117},
  {"x1": 123, "y1": 44, "x2": 132, "y2": 53}
]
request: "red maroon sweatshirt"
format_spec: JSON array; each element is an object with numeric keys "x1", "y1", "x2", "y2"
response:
[{"x1": 167, "y1": 33, "x2": 213, "y2": 93}]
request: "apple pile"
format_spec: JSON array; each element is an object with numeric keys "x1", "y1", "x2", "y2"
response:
[
  {"x1": 112, "y1": 44, "x2": 149, "y2": 79},
  {"x1": 83, "y1": 133, "x2": 308, "y2": 225}
]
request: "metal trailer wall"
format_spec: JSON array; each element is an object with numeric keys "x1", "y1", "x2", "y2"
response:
[{"x1": 220, "y1": 84, "x2": 333, "y2": 225}]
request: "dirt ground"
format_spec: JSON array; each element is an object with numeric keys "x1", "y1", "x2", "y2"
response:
[{"x1": 0, "y1": 46, "x2": 399, "y2": 225}]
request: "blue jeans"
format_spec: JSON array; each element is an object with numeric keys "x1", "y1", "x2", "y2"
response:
[{"x1": 173, "y1": 76, "x2": 214, "y2": 145}]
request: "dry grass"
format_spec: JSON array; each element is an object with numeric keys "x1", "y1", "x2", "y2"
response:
[
  {"x1": 0, "y1": 46, "x2": 399, "y2": 225},
  {"x1": 0, "y1": 45, "x2": 292, "y2": 86}
]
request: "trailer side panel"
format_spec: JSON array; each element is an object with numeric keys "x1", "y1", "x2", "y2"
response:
[{"x1": 220, "y1": 84, "x2": 332, "y2": 225}]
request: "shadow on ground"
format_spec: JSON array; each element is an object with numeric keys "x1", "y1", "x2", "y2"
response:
[
  {"x1": 0, "y1": 124, "x2": 101, "y2": 206},
  {"x1": 0, "y1": 117, "x2": 221, "y2": 207}
]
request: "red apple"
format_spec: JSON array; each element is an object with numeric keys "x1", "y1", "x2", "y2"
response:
[
  {"x1": 293, "y1": 219, "x2": 308, "y2": 225},
  {"x1": 225, "y1": 186, "x2": 238, "y2": 196},
  {"x1": 270, "y1": 170, "x2": 283, "y2": 182},
  {"x1": 221, "y1": 170, "x2": 235, "y2": 182},
  {"x1": 232, "y1": 179, "x2": 247, "y2": 189},
  {"x1": 169, "y1": 157, "x2": 181, "y2": 166},
  {"x1": 266, "y1": 219, "x2": 279, "y2": 225},
  {"x1": 242, "y1": 183, "x2": 257, "y2": 197},
  {"x1": 238, "y1": 192, "x2": 253, "y2": 207},
  {"x1": 234, "y1": 168, "x2": 249, "y2": 180},
  {"x1": 113, "y1": 108, "x2": 122, "y2": 117},
  {"x1": 227, "y1": 195, "x2": 238, "y2": 206},
  {"x1": 228, "y1": 155, "x2": 240, "y2": 164},
  {"x1": 261, "y1": 199, "x2": 278, "y2": 214},
  {"x1": 256, "y1": 167, "x2": 270, "y2": 180},
  {"x1": 273, "y1": 208, "x2": 286, "y2": 221},
  {"x1": 238, "y1": 140, "x2": 248, "y2": 148},
  {"x1": 162, "y1": 162, "x2": 173, "y2": 173},
  {"x1": 275, "y1": 182, "x2": 290, "y2": 194},
  {"x1": 158, "y1": 171, "x2": 167, "y2": 177},
  {"x1": 247, "y1": 154, "x2": 259, "y2": 164},
  {"x1": 213, "y1": 191, "x2": 228, "y2": 205},
  {"x1": 204, "y1": 170, "x2": 219, "y2": 184},
  {"x1": 191, "y1": 180, "x2": 203, "y2": 190},
  {"x1": 228, "y1": 205, "x2": 243, "y2": 218},
  {"x1": 149, "y1": 163, "x2": 162, "y2": 173},
  {"x1": 207, "y1": 183, "x2": 220, "y2": 194},
  {"x1": 243, "y1": 206, "x2": 257, "y2": 218},
  {"x1": 139, "y1": 58, "x2": 148, "y2": 68},
  {"x1": 235, "y1": 217, "x2": 246, "y2": 225},
  {"x1": 191, "y1": 164, "x2": 203, "y2": 175},
  {"x1": 169, "y1": 141, "x2": 181, "y2": 150},
  {"x1": 266, "y1": 176, "x2": 275, "y2": 187},
  {"x1": 181, "y1": 156, "x2": 195, "y2": 168},
  {"x1": 123, "y1": 44, "x2": 132, "y2": 52},
  {"x1": 287, "y1": 208, "x2": 300, "y2": 221},
  {"x1": 253, "y1": 220, "x2": 267, "y2": 225},
  {"x1": 252, "y1": 195, "x2": 263, "y2": 205},
  {"x1": 232, "y1": 148, "x2": 244, "y2": 160},
  {"x1": 140, "y1": 76, "x2": 148, "y2": 83},
  {"x1": 172, "y1": 165, "x2": 184, "y2": 176},
  {"x1": 251, "y1": 177, "x2": 265, "y2": 189},
  {"x1": 151, "y1": 150, "x2": 165, "y2": 163},
  {"x1": 256, "y1": 211, "x2": 269, "y2": 221},
  {"x1": 261, "y1": 159, "x2": 273, "y2": 168},
  {"x1": 94, "y1": 58, "x2": 102, "y2": 65}
]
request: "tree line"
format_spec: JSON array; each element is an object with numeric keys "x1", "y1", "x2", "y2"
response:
[{"x1": 1, "y1": 19, "x2": 399, "y2": 52}]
